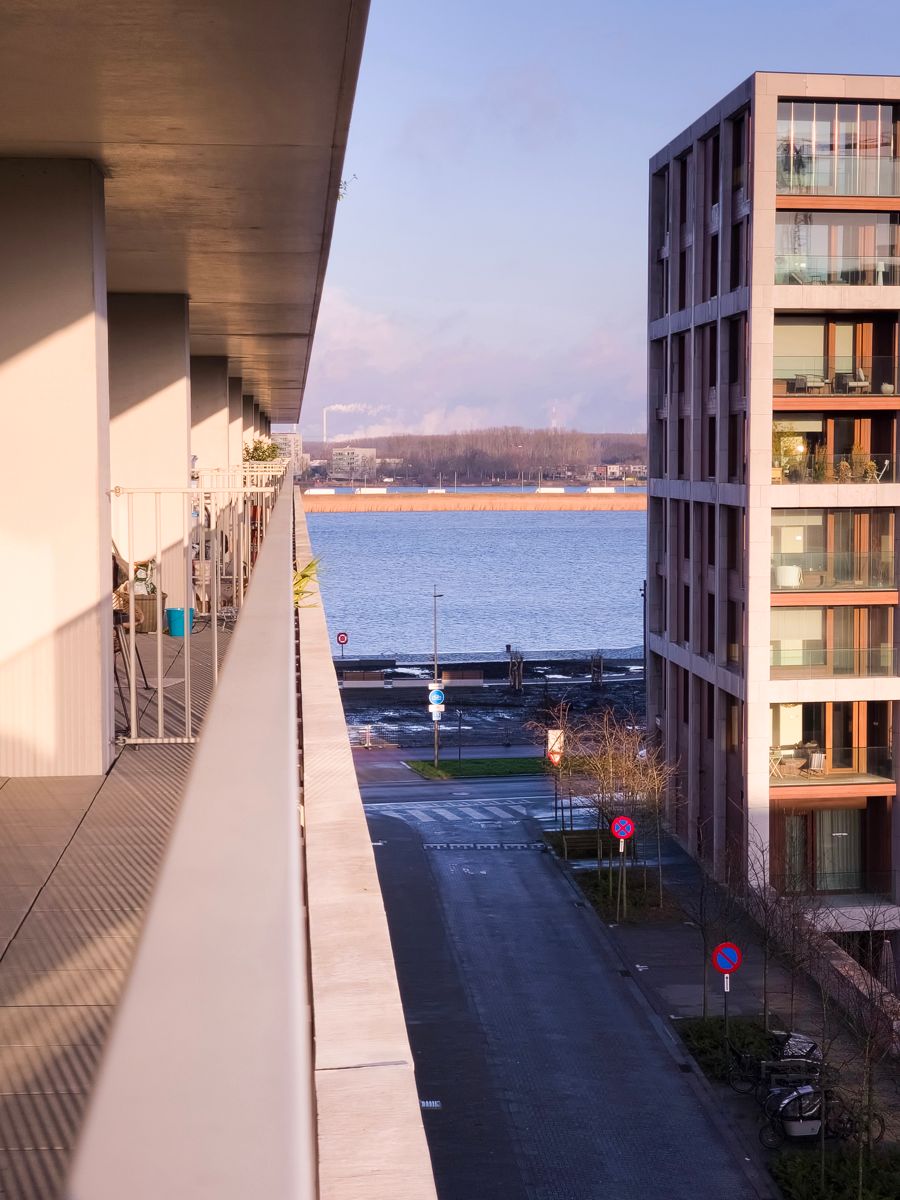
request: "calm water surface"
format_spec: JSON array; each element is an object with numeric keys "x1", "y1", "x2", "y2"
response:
[{"x1": 307, "y1": 510, "x2": 646, "y2": 656}]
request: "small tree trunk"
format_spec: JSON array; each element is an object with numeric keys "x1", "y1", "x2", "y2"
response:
[
  {"x1": 701, "y1": 938, "x2": 709, "y2": 1018},
  {"x1": 656, "y1": 808, "x2": 664, "y2": 908},
  {"x1": 762, "y1": 945, "x2": 769, "y2": 1032}
]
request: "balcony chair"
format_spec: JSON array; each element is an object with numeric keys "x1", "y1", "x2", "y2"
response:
[
  {"x1": 774, "y1": 564, "x2": 803, "y2": 589},
  {"x1": 793, "y1": 374, "x2": 829, "y2": 394},
  {"x1": 805, "y1": 751, "x2": 826, "y2": 777},
  {"x1": 846, "y1": 367, "x2": 871, "y2": 394}
]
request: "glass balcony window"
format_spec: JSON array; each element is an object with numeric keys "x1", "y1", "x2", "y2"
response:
[
  {"x1": 770, "y1": 644, "x2": 896, "y2": 677},
  {"x1": 772, "y1": 806, "x2": 894, "y2": 896},
  {"x1": 770, "y1": 605, "x2": 895, "y2": 678},
  {"x1": 770, "y1": 700, "x2": 893, "y2": 785},
  {"x1": 776, "y1": 211, "x2": 900, "y2": 286},
  {"x1": 772, "y1": 416, "x2": 896, "y2": 484},
  {"x1": 771, "y1": 551, "x2": 894, "y2": 590},
  {"x1": 777, "y1": 99, "x2": 900, "y2": 197}
]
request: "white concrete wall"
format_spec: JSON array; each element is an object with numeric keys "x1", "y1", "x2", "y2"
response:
[
  {"x1": 228, "y1": 378, "x2": 244, "y2": 468},
  {"x1": 0, "y1": 160, "x2": 114, "y2": 776},
  {"x1": 190, "y1": 357, "x2": 230, "y2": 471},
  {"x1": 108, "y1": 294, "x2": 191, "y2": 607}
]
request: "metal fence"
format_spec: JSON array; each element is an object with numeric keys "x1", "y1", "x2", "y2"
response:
[
  {"x1": 111, "y1": 461, "x2": 288, "y2": 745},
  {"x1": 347, "y1": 720, "x2": 540, "y2": 749}
]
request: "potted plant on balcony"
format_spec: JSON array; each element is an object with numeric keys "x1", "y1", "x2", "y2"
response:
[
  {"x1": 812, "y1": 443, "x2": 828, "y2": 482},
  {"x1": 837, "y1": 459, "x2": 852, "y2": 483},
  {"x1": 850, "y1": 443, "x2": 869, "y2": 481}
]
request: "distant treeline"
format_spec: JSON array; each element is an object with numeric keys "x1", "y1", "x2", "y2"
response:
[{"x1": 307, "y1": 427, "x2": 646, "y2": 479}]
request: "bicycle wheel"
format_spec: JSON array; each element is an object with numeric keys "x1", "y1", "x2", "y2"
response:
[
  {"x1": 759, "y1": 1119, "x2": 785, "y2": 1149},
  {"x1": 763, "y1": 1088, "x2": 794, "y2": 1119},
  {"x1": 729, "y1": 1069, "x2": 756, "y2": 1095}
]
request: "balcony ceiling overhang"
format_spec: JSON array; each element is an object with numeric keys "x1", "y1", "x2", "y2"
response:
[{"x1": 0, "y1": 0, "x2": 369, "y2": 423}]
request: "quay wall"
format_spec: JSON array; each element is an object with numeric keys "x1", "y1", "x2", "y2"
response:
[{"x1": 301, "y1": 492, "x2": 647, "y2": 514}]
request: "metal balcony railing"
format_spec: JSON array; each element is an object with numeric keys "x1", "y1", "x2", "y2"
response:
[
  {"x1": 111, "y1": 461, "x2": 288, "y2": 744},
  {"x1": 770, "y1": 551, "x2": 895, "y2": 591}
]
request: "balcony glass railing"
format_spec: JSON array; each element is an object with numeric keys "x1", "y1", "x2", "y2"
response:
[
  {"x1": 773, "y1": 356, "x2": 899, "y2": 398},
  {"x1": 784, "y1": 869, "x2": 896, "y2": 897},
  {"x1": 777, "y1": 154, "x2": 900, "y2": 197},
  {"x1": 775, "y1": 255, "x2": 900, "y2": 287},
  {"x1": 770, "y1": 551, "x2": 895, "y2": 591},
  {"x1": 769, "y1": 744, "x2": 893, "y2": 783},
  {"x1": 771, "y1": 453, "x2": 897, "y2": 484},
  {"x1": 770, "y1": 645, "x2": 897, "y2": 678}
]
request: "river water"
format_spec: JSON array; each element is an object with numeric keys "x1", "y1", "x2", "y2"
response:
[{"x1": 306, "y1": 509, "x2": 647, "y2": 657}]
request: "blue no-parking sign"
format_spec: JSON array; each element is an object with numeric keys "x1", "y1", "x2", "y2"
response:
[{"x1": 712, "y1": 942, "x2": 743, "y2": 974}]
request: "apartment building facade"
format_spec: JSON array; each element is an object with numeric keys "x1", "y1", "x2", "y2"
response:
[
  {"x1": 647, "y1": 73, "x2": 900, "y2": 941},
  {"x1": 331, "y1": 445, "x2": 377, "y2": 479}
]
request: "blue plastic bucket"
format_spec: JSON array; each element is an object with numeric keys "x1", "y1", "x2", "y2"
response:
[{"x1": 165, "y1": 607, "x2": 195, "y2": 637}]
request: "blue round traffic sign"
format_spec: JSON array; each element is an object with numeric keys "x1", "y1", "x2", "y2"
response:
[
  {"x1": 712, "y1": 942, "x2": 742, "y2": 974},
  {"x1": 429, "y1": 688, "x2": 445, "y2": 705},
  {"x1": 611, "y1": 815, "x2": 634, "y2": 840}
]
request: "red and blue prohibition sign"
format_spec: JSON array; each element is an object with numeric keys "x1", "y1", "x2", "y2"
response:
[
  {"x1": 712, "y1": 942, "x2": 743, "y2": 974},
  {"x1": 611, "y1": 815, "x2": 635, "y2": 840}
]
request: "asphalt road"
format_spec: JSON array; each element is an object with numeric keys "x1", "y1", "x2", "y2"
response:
[{"x1": 364, "y1": 769, "x2": 764, "y2": 1200}]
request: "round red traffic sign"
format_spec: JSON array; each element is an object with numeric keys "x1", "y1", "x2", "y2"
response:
[
  {"x1": 336, "y1": 631, "x2": 349, "y2": 646},
  {"x1": 611, "y1": 815, "x2": 634, "y2": 840},
  {"x1": 712, "y1": 942, "x2": 742, "y2": 974}
]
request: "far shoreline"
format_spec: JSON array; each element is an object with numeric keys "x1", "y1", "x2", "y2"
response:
[{"x1": 299, "y1": 491, "x2": 647, "y2": 514}]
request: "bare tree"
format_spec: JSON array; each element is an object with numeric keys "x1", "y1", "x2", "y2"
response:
[
  {"x1": 678, "y1": 836, "x2": 741, "y2": 1018},
  {"x1": 819, "y1": 902, "x2": 898, "y2": 1200}
]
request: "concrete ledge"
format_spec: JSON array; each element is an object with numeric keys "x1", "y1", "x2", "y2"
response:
[{"x1": 295, "y1": 491, "x2": 437, "y2": 1198}]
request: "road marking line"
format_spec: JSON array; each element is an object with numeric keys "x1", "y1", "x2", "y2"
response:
[{"x1": 427, "y1": 807, "x2": 461, "y2": 820}]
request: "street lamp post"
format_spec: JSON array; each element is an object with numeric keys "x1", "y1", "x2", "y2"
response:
[{"x1": 433, "y1": 584, "x2": 443, "y2": 769}]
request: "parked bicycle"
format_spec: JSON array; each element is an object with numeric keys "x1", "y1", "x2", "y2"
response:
[
  {"x1": 727, "y1": 1030, "x2": 822, "y2": 1097},
  {"x1": 758, "y1": 1084, "x2": 885, "y2": 1149}
]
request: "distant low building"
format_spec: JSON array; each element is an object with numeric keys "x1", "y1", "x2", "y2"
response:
[{"x1": 331, "y1": 446, "x2": 377, "y2": 479}]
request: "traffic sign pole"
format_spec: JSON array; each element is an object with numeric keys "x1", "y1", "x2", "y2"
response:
[
  {"x1": 711, "y1": 943, "x2": 742, "y2": 1067},
  {"x1": 610, "y1": 816, "x2": 635, "y2": 923}
]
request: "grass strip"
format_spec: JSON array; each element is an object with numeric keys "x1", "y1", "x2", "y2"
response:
[{"x1": 405, "y1": 756, "x2": 548, "y2": 780}]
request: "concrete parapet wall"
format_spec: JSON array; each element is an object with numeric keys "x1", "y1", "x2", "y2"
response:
[{"x1": 295, "y1": 490, "x2": 438, "y2": 1199}]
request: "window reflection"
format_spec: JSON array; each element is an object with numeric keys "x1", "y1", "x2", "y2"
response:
[{"x1": 777, "y1": 99, "x2": 900, "y2": 195}]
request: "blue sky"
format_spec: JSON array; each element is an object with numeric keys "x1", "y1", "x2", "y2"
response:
[{"x1": 299, "y1": 0, "x2": 900, "y2": 441}]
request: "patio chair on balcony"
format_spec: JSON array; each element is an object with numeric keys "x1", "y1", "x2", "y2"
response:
[
  {"x1": 793, "y1": 374, "x2": 829, "y2": 394},
  {"x1": 775, "y1": 564, "x2": 803, "y2": 589},
  {"x1": 846, "y1": 367, "x2": 871, "y2": 394},
  {"x1": 805, "y1": 751, "x2": 826, "y2": 777}
]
